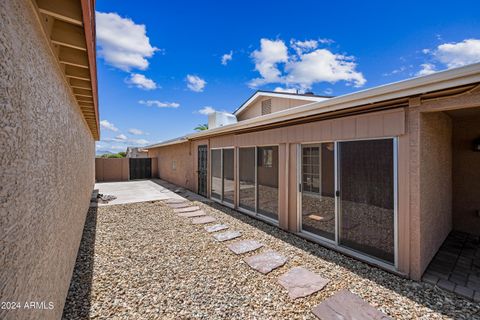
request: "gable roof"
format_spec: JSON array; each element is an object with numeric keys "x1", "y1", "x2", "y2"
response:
[{"x1": 233, "y1": 90, "x2": 332, "y2": 115}]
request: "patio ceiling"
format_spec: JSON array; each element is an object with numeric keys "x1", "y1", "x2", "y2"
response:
[{"x1": 30, "y1": 0, "x2": 100, "y2": 140}]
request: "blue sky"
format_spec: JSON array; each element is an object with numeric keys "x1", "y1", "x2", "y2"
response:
[{"x1": 94, "y1": 0, "x2": 480, "y2": 154}]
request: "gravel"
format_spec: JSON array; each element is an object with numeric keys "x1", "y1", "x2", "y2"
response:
[{"x1": 63, "y1": 200, "x2": 480, "y2": 319}]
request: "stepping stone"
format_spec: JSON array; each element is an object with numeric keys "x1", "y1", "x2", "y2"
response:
[
  {"x1": 177, "y1": 210, "x2": 206, "y2": 218},
  {"x1": 227, "y1": 240, "x2": 263, "y2": 255},
  {"x1": 311, "y1": 289, "x2": 392, "y2": 320},
  {"x1": 205, "y1": 224, "x2": 229, "y2": 233},
  {"x1": 174, "y1": 206, "x2": 201, "y2": 213},
  {"x1": 168, "y1": 202, "x2": 192, "y2": 209},
  {"x1": 213, "y1": 230, "x2": 242, "y2": 242},
  {"x1": 244, "y1": 251, "x2": 287, "y2": 274},
  {"x1": 164, "y1": 199, "x2": 187, "y2": 204},
  {"x1": 191, "y1": 216, "x2": 216, "y2": 224},
  {"x1": 278, "y1": 267, "x2": 329, "y2": 299}
]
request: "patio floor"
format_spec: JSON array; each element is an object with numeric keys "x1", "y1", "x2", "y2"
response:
[
  {"x1": 63, "y1": 181, "x2": 480, "y2": 319},
  {"x1": 422, "y1": 231, "x2": 480, "y2": 301}
]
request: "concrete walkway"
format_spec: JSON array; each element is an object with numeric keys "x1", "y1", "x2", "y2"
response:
[{"x1": 94, "y1": 179, "x2": 185, "y2": 206}]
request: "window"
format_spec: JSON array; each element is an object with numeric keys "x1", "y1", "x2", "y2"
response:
[
  {"x1": 260, "y1": 148, "x2": 273, "y2": 168},
  {"x1": 172, "y1": 160, "x2": 176, "y2": 171},
  {"x1": 238, "y1": 148, "x2": 256, "y2": 212},
  {"x1": 261, "y1": 99, "x2": 272, "y2": 115},
  {"x1": 257, "y1": 146, "x2": 279, "y2": 220}
]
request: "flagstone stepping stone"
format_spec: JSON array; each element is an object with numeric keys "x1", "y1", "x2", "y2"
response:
[
  {"x1": 311, "y1": 289, "x2": 392, "y2": 320},
  {"x1": 244, "y1": 251, "x2": 287, "y2": 274},
  {"x1": 177, "y1": 210, "x2": 206, "y2": 217},
  {"x1": 205, "y1": 224, "x2": 229, "y2": 233},
  {"x1": 227, "y1": 240, "x2": 263, "y2": 255},
  {"x1": 191, "y1": 216, "x2": 216, "y2": 224},
  {"x1": 278, "y1": 267, "x2": 329, "y2": 299},
  {"x1": 213, "y1": 230, "x2": 242, "y2": 242},
  {"x1": 174, "y1": 206, "x2": 200, "y2": 213}
]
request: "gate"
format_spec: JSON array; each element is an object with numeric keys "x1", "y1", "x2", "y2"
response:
[
  {"x1": 129, "y1": 158, "x2": 152, "y2": 180},
  {"x1": 198, "y1": 145, "x2": 208, "y2": 196}
]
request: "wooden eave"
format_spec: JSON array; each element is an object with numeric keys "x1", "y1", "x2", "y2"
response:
[{"x1": 31, "y1": 0, "x2": 100, "y2": 140}]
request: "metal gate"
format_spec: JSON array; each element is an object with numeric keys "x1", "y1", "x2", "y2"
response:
[
  {"x1": 198, "y1": 145, "x2": 208, "y2": 196},
  {"x1": 129, "y1": 158, "x2": 152, "y2": 180}
]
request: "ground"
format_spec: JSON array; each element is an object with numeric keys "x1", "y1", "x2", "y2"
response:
[{"x1": 63, "y1": 187, "x2": 480, "y2": 319}]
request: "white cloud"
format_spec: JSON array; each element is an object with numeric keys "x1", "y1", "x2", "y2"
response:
[
  {"x1": 100, "y1": 120, "x2": 118, "y2": 132},
  {"x1": 115, "y1": 134, "x2": 127, "y2": 140},
  {"x1": 130, "y1": 138, "x2": 149, "y2": 145},
  {"x1": 286, "y1": 49, "x2": 366, "y2": 89},
  {"x1": 435, "y1": 39, "x2": 480, "y2": 68},
  {"x1": 290, "y1": 39, "x2": 318, "y2": 55},
  {"x1": 274, "y1": 87, "x2": 298, "y2": 93},
  {"x1": 186, "y1": 74, "x2": 207, "y2": 92},
  {"x1": 96, "y1": 12, "x2": 157, "y2": 71},
  {"x1": 249, "y1": 38, "x2": 365, "y2": 90},
  {"x1": 221, "y1": 51, "x2": 233, "y2": 65},
  {"x1": 126, "y1": 73, "x2": 157, "y2": 90},
  {"x1": 249, "y1": 39, "x2": 289, "y2": 87},
  {"x1": 128, "y1": 128, "x2": 146, "y2": 135},
  {"x1": 198, "y1": 106, "x2": 216, "y2": 115},
  {"x1": 416, "y1": 63, "x2": 436, "y2": 76},
  {"x1": 138, "y1": 100, "x2": 179, "y2": 108},
  {"x1": 324, "y1": 88, "x2": 333, "y2": 95}
]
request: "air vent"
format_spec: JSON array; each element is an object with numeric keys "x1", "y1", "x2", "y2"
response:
[{"x1": 261, "y1": 99, "x2": 272, "y2": 115}]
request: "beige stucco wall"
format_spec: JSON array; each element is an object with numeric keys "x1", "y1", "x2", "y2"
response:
[
  {"x1": 149, "y1": 142, "x2": 195, "y2": 190},
  {"x1": 237, "y1": 97, "x2": 316, "y2": 121},
  {"x1": 417, "y1": 112, "x2": 453, "y2": 278},
  {"x1": 0, "y1": 1, "x2": 95, "y2": 319},
  {"x1": 452, "y1": 116, "x2": 480, "y2": 235}
]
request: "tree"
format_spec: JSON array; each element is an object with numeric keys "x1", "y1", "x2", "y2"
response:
[
  {"x1": 118, "y1": 151, "x2": 127, "y2": 157},
  {"x1": 194, "y1": 124, "x2": 208, "y2": 131}
]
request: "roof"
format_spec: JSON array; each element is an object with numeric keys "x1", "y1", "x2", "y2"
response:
[
  {"x1": 233, "y1": 90, "x2": 332, "y2": 115},
  {"x1": 146, "y1": 62, "x2": 480, "y2": 149},
  {"x1": 31, "y1": 0, "x2": 100, "y2": 140},
  {"x1": 145, "y1": 135, "x2": 189, "y2": 149}
]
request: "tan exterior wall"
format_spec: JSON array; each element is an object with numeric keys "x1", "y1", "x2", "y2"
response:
[
  {"x1": 149, "y1": 142, "x2": 195, "y2": 190},
  {"x1": 414, "y1": 112, "x2": 453, "y2": 279},
  {"x1": 95, "y1": 158, "x2": 129, "y2": 182},
  {"x1": 452, "y1": 116, "x2": 480, "y2": 235},
  {"x1": 237, "y1": 97, "x2": 316, "y2": 121},
  {"x1": 0, "y1": 1, "x2": 95, "y2": 319}
]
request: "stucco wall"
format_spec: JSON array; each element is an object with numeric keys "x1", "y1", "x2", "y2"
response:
[
  {"x1": 0, "y1": 1, "x2": 95, "y2": 319},
  {"x1": 418, "y1": 112, "x2": 452, "y2": 277},
  {"x1": 149, "y1": 142, "x2": 195, "y2": 190},
  {"x1": 452, "y1": 116, "x2": 480, "y2": 235}
]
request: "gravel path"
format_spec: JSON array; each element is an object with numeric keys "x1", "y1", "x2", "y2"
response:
[{"x1": 63, "y1": 199, "x2": 480, "y2": 319}]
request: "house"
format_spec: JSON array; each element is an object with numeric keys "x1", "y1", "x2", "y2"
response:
[
  {"x1": 126, "y1": 147, "x2": 149, "y2": 158},
  {"x1": 0, "y1": 1, "x2": 99, "y2": 319},
  {"x1": 146, "y1": 64, "x2": 480, "y2": 281}
]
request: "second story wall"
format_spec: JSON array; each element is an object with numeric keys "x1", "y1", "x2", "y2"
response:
[{"x1": 236, "y1": 97, "x2": 317, "y2": 121}]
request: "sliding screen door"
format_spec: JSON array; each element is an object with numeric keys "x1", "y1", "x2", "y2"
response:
[
  {"x1": 239, "y1": 147, "x2": 256, "y2": 211},
  {"x1": 257, "y1": 146, "x2": 279, "y2": 220},
  {"x1": 211, "y1": 149, "x2": 222, "y2": 200},
  {"x1": 301, "y1": 143, "x2": 335, "y2": 240},
  {"x1": 223, "y1": 149, "x2": 234, "y2": 204},
  {"x1": 339, "y1": 139, "x2": 395, "y2": 263}
]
